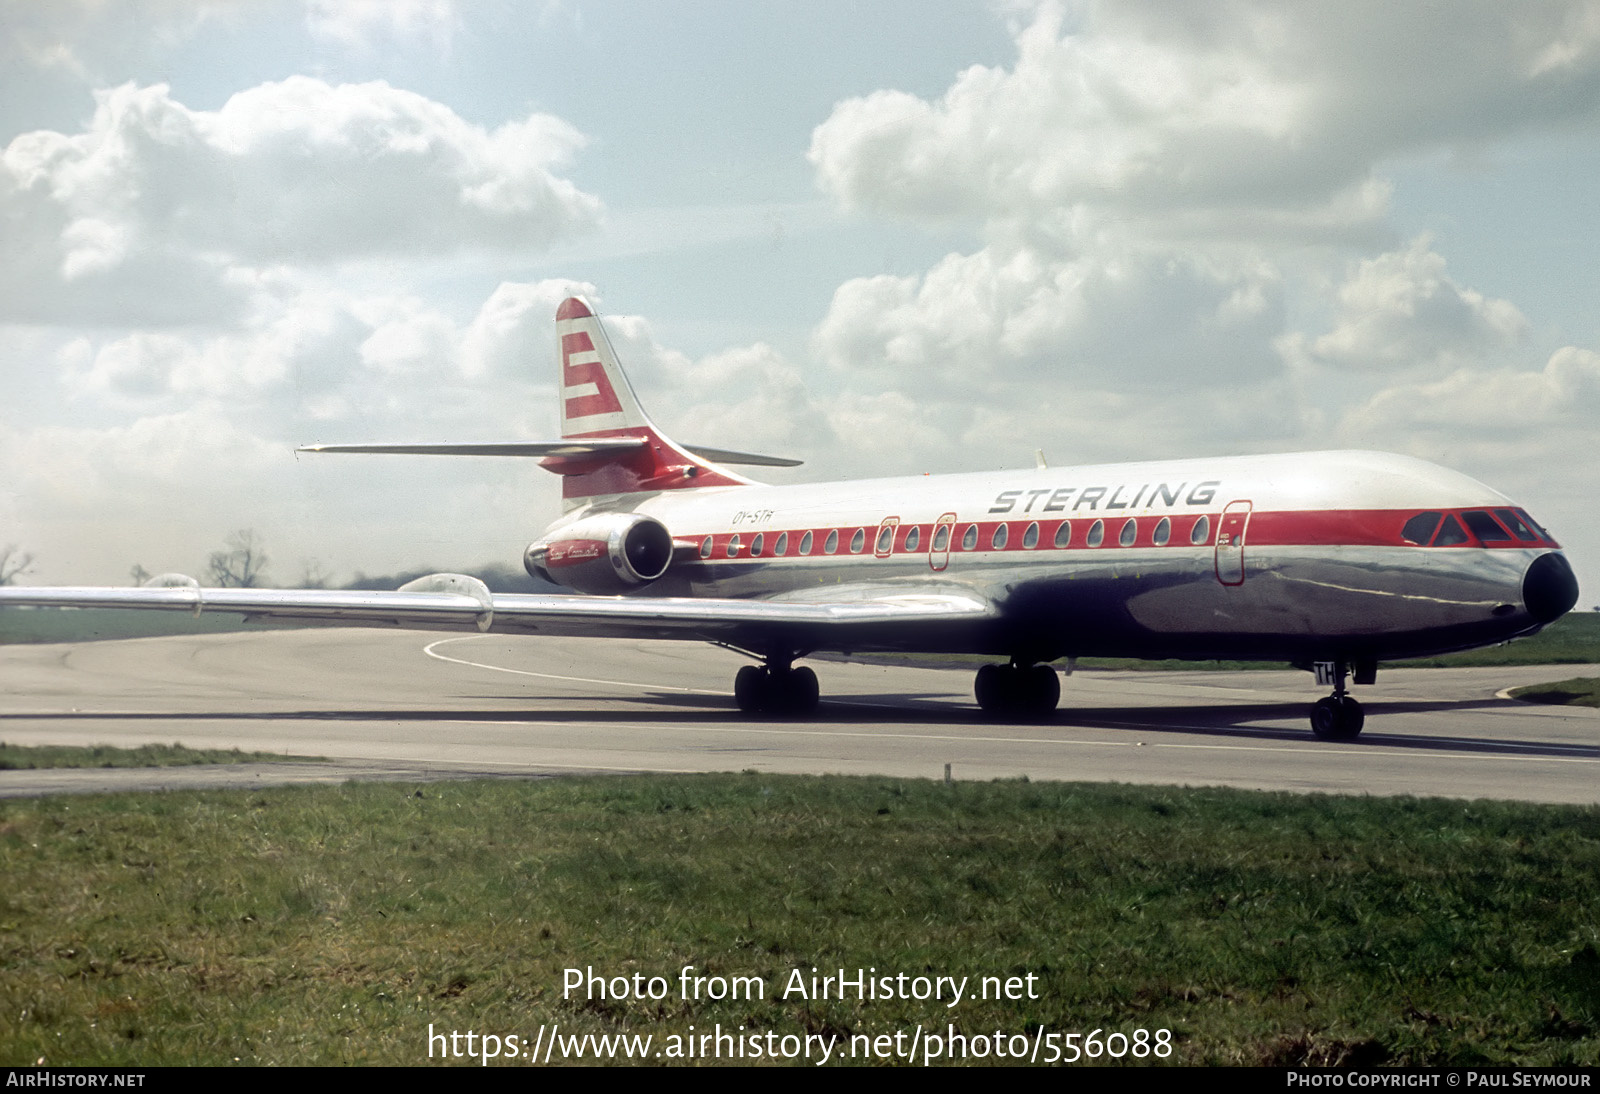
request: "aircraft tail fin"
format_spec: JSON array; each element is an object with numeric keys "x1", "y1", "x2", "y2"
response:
[{"x1": 547, "y1": 297, "x2": 757, "y2": 506}]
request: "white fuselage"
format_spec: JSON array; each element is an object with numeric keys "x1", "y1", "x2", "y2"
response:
[{"x1": 538, "y1": 449, "x2": 1574, "y2": 663}]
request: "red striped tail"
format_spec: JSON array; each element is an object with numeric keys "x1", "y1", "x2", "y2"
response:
[{"x1": 546, "y1": 297, "x2": 753, "y2": 506}]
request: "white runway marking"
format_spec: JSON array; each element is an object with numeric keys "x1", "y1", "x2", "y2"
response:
[{"x1": 423, "y1": 634, "x2": 724, "y2": 695}]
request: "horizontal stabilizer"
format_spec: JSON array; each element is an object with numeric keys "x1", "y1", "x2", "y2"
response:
[
  {"x1": 683, "y1": 445, "x2": 802, "y2": 468},
  {"x1": 298, "y1": 439, "x2": 801, "y2": 467},
  {"x1": 297, "y1": 440, "x2": 647, "y2": 458}
]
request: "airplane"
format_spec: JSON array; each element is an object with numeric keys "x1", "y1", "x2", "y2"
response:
[{"x1": 0, "y1": 296, "x2": 1580, "y2": 740}]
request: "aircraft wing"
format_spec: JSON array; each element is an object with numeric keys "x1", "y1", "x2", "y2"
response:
[{"x1": 0, "y1": 575, "x2": 995, "y2": 650}]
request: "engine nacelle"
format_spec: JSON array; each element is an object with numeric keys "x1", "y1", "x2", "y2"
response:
[{"x1": 525, "y1": 512, "x2": 674, "y2": 593}]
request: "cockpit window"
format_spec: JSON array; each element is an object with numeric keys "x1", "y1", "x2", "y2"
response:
[
  {"x1": 1515, "y1": 508, "x2": 1552, "y2": 541},
  {"x1": 1432, "y1": 514, "x2": 1469, "y2": 546},
  {"x1": 1461, "y1": 510, "x2": 1512, "y2": 543},
  {"x1": 1401, "y1": 512, "x2": 1441, "y2": 546},
  {"x1": 1493, "y1": 509, "x2": 1539, "y2": 542}
]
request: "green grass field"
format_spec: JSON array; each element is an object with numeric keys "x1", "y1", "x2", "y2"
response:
[
  {"x1": 0, "y1": 742, "x2": 321, "y2": 770},
  {"x1": 1509, "y1": 678, "x2": 1600, "y2": 708},
  {"x1": 2, "y1": 774, "x2": 1596, "y2": 1066}
]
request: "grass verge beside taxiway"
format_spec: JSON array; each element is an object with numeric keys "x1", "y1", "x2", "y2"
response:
[
  {"x1": 1508, "y1": 678, "x2": 1600, "y2": 708},
  {"x1": 0, "y1": 742, "x2": 324, "y2": 770},
  {"x1": 2, "y1": 774, "x2": 1596, "y2": 1066}
]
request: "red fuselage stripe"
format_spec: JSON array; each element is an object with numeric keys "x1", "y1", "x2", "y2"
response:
[{"x1": 662, "y1": 508, "x2": 1556, "y2": 561}]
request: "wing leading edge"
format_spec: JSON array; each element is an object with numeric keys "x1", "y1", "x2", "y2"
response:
[{"x1": 0, "y1": 577, "x2": 994, "y2": 648}]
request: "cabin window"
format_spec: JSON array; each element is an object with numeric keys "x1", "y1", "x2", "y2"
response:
[
  {"x1": 1087, "y1": 520, "x2": 1105, "y2": 547},
  {"x1": 850, "y1": 528, "x2": 866, "y2": 553},
  {"x1": 799, "y1": 531, "x2": 813, "y2": 555},
  {"x1": 1401, "y1": 512, "x2": 1441, "y2": 546},
  {"x1": 726, "y1": 535, "x2": 741, "y2": 557},
  {"x1": 1462, "y1": 510, "x2": 1512, "y2": 543},
  {"x1": 1022, "y1": 522, "x2": 1039, "y2": 549},
  {"x1": 1433, "y1": 515, "x2": 1469, "y2": 546},
  {"x1": 699, "y1": 536, "x2": 713, "y2": 559},
  {"x1": 876, "y1": 526, "x2": 894, "y2": 553},
  {"x1": 962, "y1": 524, "x2": 978, "y2": 551},
  {"x1": 1053, "y1": 521, "x2": 1071, "y2": 548},
  {"x1": 904, "y1": 526, "x2": 921, "y2": 552},
  {"x1": 1153, "y1": 517, "x2": 1171, "y2": 546},
  {"x1": 774, "y1": 532, "x2": 789, "y2": 556},
  {"x1": 932, "y1": 525, "x2": 949, "y2": 551},
  {"x1": 1119, "y1": 519, "x2": 1137, "y2": 547},
  {"x1": 1190, "y1": 515, "x2": 1210, "y2": 545},
  {"x1": 1493, "y1": 509, "x2": 1538, "y2": 542},
  {"x1": 823, "y1": 529, "x2": 838, "y2": 555},
  {"x1": 991, "y1": 524, "x2": 1009, "y2": 550}
]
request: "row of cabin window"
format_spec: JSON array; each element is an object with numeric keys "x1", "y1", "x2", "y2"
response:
[{"x1": 698, "y1": 515, "x2": 1212, "y2": 560}]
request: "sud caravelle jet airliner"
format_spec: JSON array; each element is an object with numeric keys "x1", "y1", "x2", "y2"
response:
[{"x1": 1, "y1": 298, "x2": 1580, "y2": 740}]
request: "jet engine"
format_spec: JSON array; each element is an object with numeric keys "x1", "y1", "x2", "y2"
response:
[{"x1": 525, "y1": 512, "x2": 674, "y2": 594}]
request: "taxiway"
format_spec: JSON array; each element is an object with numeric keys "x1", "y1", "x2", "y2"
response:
[{"x1": 0, "y1": 629, "x2": 1594, "y2": 802}]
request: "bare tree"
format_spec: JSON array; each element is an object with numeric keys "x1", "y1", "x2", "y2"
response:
[
  {"x1": 207, "y1": 529, "x2": 269, "y2": 588},
  {"x1": 0, "y1": 544, "x2": 33, "y2": 585},
  {"x1": 299, "y1": 558, "x2": 330, "y2": 589},
  {"x1": 130, "y1": 563, "x2": 151, "y2": 586}
]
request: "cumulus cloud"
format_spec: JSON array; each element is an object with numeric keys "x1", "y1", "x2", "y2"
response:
[
  {"x1": 1345, "y1": 345, "x2": 1600, "y2": 440},
  {"x1": 800, "y1": 0, "x2": 1600, "y2": 483},
  {"x1": 304, "y1": 0, "x2": 459, "y2": 50},
  {"x1": 815, "y1": 240, "x2": 1284, "y2": 392},
  {"x1": 0, "y1": 78, "x2": 600, "y2": 324},
  {"x1": 1286, "y1": 238, "x2": 1528, "y2": 375},
  {"x1": 810, "y1": 1, "x2": 1600, "y2": 239}
]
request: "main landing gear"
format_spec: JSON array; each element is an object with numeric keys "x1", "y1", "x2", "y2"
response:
[
  {"x1": 734, "y1": 656, "x2": 820, "y2": 715},
  {"x1": 1309, "y1": 660, "x2": 1369, "y2": 741},
  {"x1": 974, "y1": 661, "x2": 1060, "y2": 720}
]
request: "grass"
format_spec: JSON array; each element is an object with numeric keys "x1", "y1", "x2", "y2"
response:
[
  {"x1": 0, "y1": 607, "x2": 275, "y2": 644},
  {"x1": 1508, "y1": 678, "x2": 1600, "y2": 709},
  {"x1": 0, "y1": 742, "x2": 323, "y2": 770},
  {"x1": 2, "y1": 774, "x2": 1596, "y2": 1066}
]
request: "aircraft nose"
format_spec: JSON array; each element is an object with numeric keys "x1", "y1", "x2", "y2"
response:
[{"x1": 1523, "y1": 552, "x2": 1579, "y2": 625}]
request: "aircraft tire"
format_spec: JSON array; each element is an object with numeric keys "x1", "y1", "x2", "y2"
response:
[
  {"x1": 1310, "y1": 695, "x2": 1364, "y2": 741},
  {"x1": 735, "y1": 665, "x2": 769, "y2": 714},
  {"x1": 975, "y1": 663, "x2": 1058, "y2": 720},
  {"x1": 735, "y1": 664, "x2": 820, "y2": 716},
  {"x1": 1027, "y1": 665, "x2": 1060, "y2": 716},
  {"x1": 788, "y1": 666, "x2": 820, "y2": 714},
  {"x1": 975, "y1": 664, "x2": 1005, "y2": 714}
]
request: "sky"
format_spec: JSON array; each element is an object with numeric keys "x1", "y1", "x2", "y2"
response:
[{"x1": 3, "y1": 0, "x2": 1598, "y2": 605}]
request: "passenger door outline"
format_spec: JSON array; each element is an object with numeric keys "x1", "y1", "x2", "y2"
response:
[
  {"x1": 1214, "y1": 500, "x2": 1252, "y2": 586},
  {"x1": 930, "y1": 512, "x2": 956, "y2": 571}
]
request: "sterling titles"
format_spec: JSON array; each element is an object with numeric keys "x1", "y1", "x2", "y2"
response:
[{"x1": 987, "y1": 479, "x2": 1221, "y2": 516}]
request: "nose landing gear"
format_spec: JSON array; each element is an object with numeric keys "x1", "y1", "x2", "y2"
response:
[{"x1": 1310, "y1": 660, "x2": 1367, "y2": 740}]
